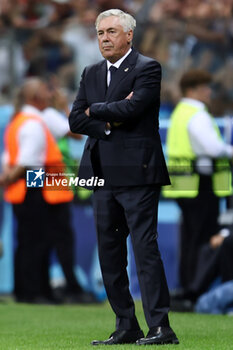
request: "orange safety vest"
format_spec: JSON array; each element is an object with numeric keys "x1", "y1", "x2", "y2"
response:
[{"x1": 4, "y1": 112, "x2": 74, "y2": 204}]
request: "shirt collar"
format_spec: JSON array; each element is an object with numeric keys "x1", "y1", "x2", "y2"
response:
[
  {"x1": 107, "y1": 48, "x2": 132, "y2": 70},
  {"x1": 22, "y1": 104, "x2": 43, "y2": 118},
  {"x1": 181, "y1": 98, "x2": 206, "y2": 110}
]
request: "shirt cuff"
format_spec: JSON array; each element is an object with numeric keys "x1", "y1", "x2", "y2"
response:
[
  {"x1": 219, "y1": 228, "x2": 230, "y2": 238},
  {"x1": 105, "y1": 128, "x2": 111, "y2": 135}
]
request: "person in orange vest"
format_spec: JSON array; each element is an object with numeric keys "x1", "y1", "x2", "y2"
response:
[{"x1": 0, "y1": 78, "x2": 95, "y2": 303}]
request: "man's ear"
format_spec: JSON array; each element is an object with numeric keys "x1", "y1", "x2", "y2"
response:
[{"x1": 127, "y1": 30, "x2": 133, "y2": 44}]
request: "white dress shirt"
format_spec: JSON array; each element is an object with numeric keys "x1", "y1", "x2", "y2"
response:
[
  {"x1": 106, "y1": 48, "x2": 132, "y2": 86},
  {"x1": 42, "y1": 107, "x2": 70, "y2": 140},
  {"x1": 104, "y1": 48, "x2": 132, "y2": 135},
  {"x1": 185, "y1": 98, "x2": 233, "y2": 158}
]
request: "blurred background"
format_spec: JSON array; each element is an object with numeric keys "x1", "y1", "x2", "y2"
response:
[{"x1": 0, "y1": 0, "x2": 233, "y2": 307}]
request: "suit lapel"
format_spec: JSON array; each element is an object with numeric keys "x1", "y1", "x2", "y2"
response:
[
  {"x1": 96, "y1": 60, "x2": 108, "y2": 101},
  {"x1": 106, "y1": 49, "x2": 138, "y2": 100}
]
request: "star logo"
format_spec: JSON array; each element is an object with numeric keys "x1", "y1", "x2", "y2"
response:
[
  {"x1": 26, "y1": 168, "x2": 45, "y2": 188},
  {"x1": 33, "y1": 168, "x2": 45, "y2": 181}
]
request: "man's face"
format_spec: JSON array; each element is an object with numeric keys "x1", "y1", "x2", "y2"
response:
[
  {"x1": 186, "y1": 84, "x2": 212, "y2": 106},
  {"x1": 97, "y1": 16, "x2": 133, "y2": 63},
  {"x1": 195, "y1": 84, "x2": 212, "y2": 105},
  {"x1": 35, "y1": 82, "x2": 52, "y2": 111}
]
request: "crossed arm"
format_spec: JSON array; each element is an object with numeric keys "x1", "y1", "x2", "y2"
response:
[
  {"x1": 69, "y1": 61, "x2": 161, "y2": 137},
  {"x1": 69, "y1": 74, "x2": 109, "y2": 139},
  {"x1": 85, "y1": 91, "x2": 133, "y2": 128}
]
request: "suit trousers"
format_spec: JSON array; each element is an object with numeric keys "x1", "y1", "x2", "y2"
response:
[{"x1": 93, "y1": 184, "x2": 170, "y2": 330}]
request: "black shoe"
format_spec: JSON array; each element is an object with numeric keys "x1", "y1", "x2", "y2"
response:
[
  {"x1": 136, "y1": 326, "x2": 179, "y2": 345},
  {"x1": 92, "y1": 329, "x2": 144, "y2": 345}
]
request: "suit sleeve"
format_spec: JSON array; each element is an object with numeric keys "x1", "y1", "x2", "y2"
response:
[
  {"x1": 89, "y1": 61, "x2": 161, "y2": 123},
  {"x1": 69, "y1": 68, "x2": 108, "y2": 139}
]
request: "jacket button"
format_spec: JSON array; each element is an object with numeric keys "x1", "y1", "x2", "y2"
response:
[{"x1": 143, "y1": 164, "x2": 147, "y2": 168}]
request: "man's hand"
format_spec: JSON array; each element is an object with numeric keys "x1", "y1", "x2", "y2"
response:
[
  {"x1": 126, "y1": 91, "x2": 133, "y2": 100},
  {"x1": 106, "y1": 122, "x2": 111, "y2": 131},
  {"x1": 210, "y1": 234, "x2": 225, "y2": 249},
  {"x1": 85, "y1": 107, "x2": 90, "y2": 117}
]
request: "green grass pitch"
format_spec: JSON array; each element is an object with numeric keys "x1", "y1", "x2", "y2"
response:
[{"x1": 0, "y1": 299, "x2": 232, "y2": 350}]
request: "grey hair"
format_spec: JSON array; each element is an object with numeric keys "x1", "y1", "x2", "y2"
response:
[{"x1": 95, "y1": 9, "x2": 136, "y2": 32}]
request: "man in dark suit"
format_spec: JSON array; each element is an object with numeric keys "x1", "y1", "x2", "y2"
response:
[{"x1": 69, "y1": 9, "x2": 179, "y2": 345}]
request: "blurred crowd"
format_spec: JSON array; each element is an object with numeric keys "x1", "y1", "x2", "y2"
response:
[{"x1": 0, "y1": 0, "x2": 233, "y2": 116}]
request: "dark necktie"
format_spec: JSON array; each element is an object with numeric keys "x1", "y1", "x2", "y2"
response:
[{"x1": 109, "y1": 66, "x2": 118, "y2": 86}]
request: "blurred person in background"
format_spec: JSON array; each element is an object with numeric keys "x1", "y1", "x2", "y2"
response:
[
  {"x1": 43, "y1": 81, "x2": 85, "y2": 182},
  {"x1": 0, "y1": 15, "x2": 26, "y2": 96},
  {"x1": 0, "y1": 77, "x2": 72, "y2": 303},
  {"x1": 8, "y1": 0, "x2": 54, "y2": 31},
  {"x1": 138, "y1": 0, "x2": 233, "y2": 116},
  {"x1": 95, "y1": 0, "x2": 129, "y2": 12},
  {"x1": 194, "y1": 231, "x2": 233, "y2": 314},
  {"x1": 44, "y1": 78, "x2": 94, "y2": 203},
  {"x1": 43, "y1": 78, "x2": 82, "y2": 142},
  {"x1": 187, "y1": 229, "x2": 233, "y2": 304},
  {"x1": 0, "y1": 77, "x2": 95, "y2": 303},
  {"x1": 23, "y1": 27, "x2": 74, "y2": 86},
  {"x1": 17, "y1": 77, "x2": 97, "y2": 303},
  {"x1": 172, "y1": 226, "x2": 233, "y2": 313},
  {"x1": 164, "y1": 69, "x2": 233, "y2": 298},
  {"x1": 48, "y1": 0, "x2": 74, "y2": 27},
  {"x1": 62, "y1": 7, "x2": 102, "y2": 88}
]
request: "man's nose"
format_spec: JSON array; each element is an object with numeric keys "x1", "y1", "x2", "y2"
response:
[{"x1": 102, "y1": 32, "x2": 109, "y2": 41}]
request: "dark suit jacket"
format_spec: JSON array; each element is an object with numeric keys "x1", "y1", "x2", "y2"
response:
[{"x1": 69, "y1": 48, "x2": 170, "y2": 187}]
